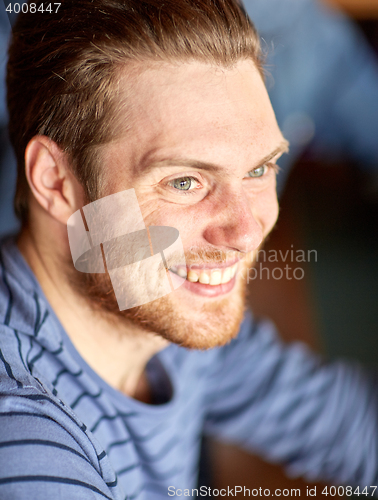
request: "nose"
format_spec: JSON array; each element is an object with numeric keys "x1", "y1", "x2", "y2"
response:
[{"x1": 202, "y1": 187, "x2": 263, "y2": 254}]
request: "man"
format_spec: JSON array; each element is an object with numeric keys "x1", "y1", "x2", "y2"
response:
[{"x1": 0, "y1": 1, "x2": 376, "y2": 499}]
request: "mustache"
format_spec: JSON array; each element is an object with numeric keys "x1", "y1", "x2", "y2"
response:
[
  {"x1": 162, "y1": 247, "x2": 248, "y2": 270},
  {"x1": 66, "y1": 245, "x2": 252, "y2": 317}
]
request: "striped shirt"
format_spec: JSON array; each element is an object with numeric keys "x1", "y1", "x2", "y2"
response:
[{"x1": 0, "y1": 236, "x2": 377, "y2": 499}]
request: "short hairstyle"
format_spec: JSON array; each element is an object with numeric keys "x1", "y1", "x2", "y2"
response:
[{"x1": 7, "y1": 0, "x2": 263, "y2": 225}]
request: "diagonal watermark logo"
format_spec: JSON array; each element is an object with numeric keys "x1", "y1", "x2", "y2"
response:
[{"x1": 67, "y1": 189, "x2": 187, "y2": 311}]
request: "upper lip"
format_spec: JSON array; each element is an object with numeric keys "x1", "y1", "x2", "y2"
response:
[{"x1": 171, "y1": 258, "x2": 242, "y2": 271}]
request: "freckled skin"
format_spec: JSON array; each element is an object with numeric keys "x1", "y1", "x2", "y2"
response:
[{"x1": 82, "y1": 60, "x2": 286, "y2": 349}]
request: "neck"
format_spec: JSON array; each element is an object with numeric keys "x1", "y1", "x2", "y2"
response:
[{"x1": 17, "y1": 225, "x2": 169, "y2": 402}]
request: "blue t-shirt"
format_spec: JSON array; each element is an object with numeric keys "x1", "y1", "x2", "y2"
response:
[{"x1": 0, "y1": 236, "x2": 377, "y2": 499}]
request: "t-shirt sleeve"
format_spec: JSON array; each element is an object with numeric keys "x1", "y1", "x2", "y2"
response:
[
  {"x1": 0, "y1": 394, "x2": 118, "y2": 500},
  {"x1": 203, "y1": 312, "x2": 378, "y2": 488}
]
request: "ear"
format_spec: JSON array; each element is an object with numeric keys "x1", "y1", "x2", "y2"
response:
[{"x1": 25, "y1": 136, "x2": 85, "y2": 224}]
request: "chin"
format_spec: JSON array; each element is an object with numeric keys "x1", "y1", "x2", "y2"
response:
[
  {"x1": 120, "y1": 272, "x2": 247, "y2": 350},
  {"x1": 67, "y1": 253, "x2": 251, "y2": 350}
]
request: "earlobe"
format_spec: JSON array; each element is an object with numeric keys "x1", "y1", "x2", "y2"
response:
[{"x1": 25, "y1": 136, "x2": 83, "y2": 224}]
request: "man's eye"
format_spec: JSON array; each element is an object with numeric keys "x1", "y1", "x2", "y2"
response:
[
  {"x1": 246, "y1": 164, "x2": 269, "y2": 178},
  {"x1": 169, "y1": 176, "x2": 199, "y2": 192}
]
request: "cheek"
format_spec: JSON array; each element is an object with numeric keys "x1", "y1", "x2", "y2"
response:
[
  {"x1": 142, "y1": 204, "x2": 206, "y2": 253},
  {"x1": 250, "y1": 187, "x2": 279, "y2": 237},
  {"x1": 138, "y1": 185, "x2": 279, "y2": 246},
  {"x1": 140, "y1": 198, "x2": 199, "y2": 236}
]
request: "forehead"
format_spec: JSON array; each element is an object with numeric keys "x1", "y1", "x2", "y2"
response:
[{"x1": 107, "y1": 60, "x2": 284, "y2": 174}]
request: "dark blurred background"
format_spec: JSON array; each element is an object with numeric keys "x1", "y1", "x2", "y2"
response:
[{"x1": 1, "y1": 0, "x2": 378, "y2": 496}]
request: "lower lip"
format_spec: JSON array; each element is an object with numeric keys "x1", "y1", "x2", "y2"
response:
[{"x1": 174, "y1": 273, "x2": 237, "y2": 297}]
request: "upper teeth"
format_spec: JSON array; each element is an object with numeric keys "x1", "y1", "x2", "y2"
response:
[{"x1": 171, "y1": 263, "x2": 238, "y2": 285}]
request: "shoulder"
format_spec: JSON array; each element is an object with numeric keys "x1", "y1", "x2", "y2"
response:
[
  {"x1": 0, "y1": 237, "x2": 47, "y2": 336},
  {"x1": 0, "y1": 327, "x2": 100, "y2": 472},
  {"x1": 0, "y1": 240, "x2": 119, "y2": 498},
  {"x1": 0, "y1": 379, "x2": 118, "y2": 499},
  {"x1": 0, "y1": 238, "x2": 66, "y2": 393}
]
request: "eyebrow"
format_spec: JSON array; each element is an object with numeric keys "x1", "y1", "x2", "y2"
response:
[
  {"x1": 144, "y1": 140, "x2": 290, "y2": 174},
  {"x1": 258, "y1": 140, "x2": 290, "y2": 167}
]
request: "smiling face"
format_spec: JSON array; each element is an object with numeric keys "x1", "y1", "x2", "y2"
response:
[{"x1": 73, "y1": 59, "x2": 287, "y2": 349}]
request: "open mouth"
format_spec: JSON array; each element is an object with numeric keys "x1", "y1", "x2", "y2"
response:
[{"x1": 169, "y1": 263, "x2": 238, "y2": 286}]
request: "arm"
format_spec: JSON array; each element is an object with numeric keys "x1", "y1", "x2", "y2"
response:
[{"x1": 0, "y1": 392, "x2": 120, "y2": 499}]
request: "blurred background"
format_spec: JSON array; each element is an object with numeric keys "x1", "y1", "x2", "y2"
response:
[{"x1": 1, "y1": 0, "x2": 378, "y2": 496}]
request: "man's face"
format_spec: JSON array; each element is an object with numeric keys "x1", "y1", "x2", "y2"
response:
[{"x1": 76, "y1": 59, "x2": 287, "y2": 349}]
